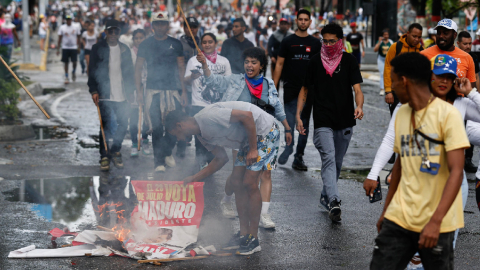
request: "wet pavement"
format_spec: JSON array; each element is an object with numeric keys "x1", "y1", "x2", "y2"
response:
[{"x1": 1, "y1": 54, "x2": 480, "y2": 269}]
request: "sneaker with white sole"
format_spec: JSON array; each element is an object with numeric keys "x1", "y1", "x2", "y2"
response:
[
  {"x1": 154, "y1": 165, "x2": 166, "y2": 172},
  {"x1": 142, "y1": 139, "x2": 151, "y2": 155},
  {"x1": 236, "y1": 234, "x2": 261, "y2": 255},
  {"x1": 100, "y1": 157, "x2": 110, "y2": 171},
  {"x1": 64, "y1": 75, "x2": 69, "y2": 84},
  {"x1": 406, "y1": 254, "x2": 423, "y2": 270},
  {"x1": 111, "y1": 152, "x2": 124, "y2": 169},
  {"x1": 328, "y1": 199, "x2": 342, "y2": 222},
  {"x1": 131, "y1": 144, "x2": 139, "y2": 157},
  {"x1": 165, "y1": 155, "x2": 176, "y2": 167},
  {"x1": 259, "y1": 213, "x2": 275, "y2": 229},
  {"x1": 220, "y1": 200, "x2": 236, "y2": 219}
]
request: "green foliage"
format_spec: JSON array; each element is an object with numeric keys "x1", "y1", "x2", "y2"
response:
[{"x1": 0, "y1": 47, "x2": 23, "y2": 120}]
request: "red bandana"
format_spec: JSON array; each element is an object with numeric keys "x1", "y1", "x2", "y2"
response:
[
  {"x1": 202, "y1": 51, "x2": 217, "y2": 64},
  {"x1": 321, "y1": 39, "x2": 343, "y2": 77}
]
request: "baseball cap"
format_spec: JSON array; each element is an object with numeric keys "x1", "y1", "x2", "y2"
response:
[
  {"x1": 184, "y1": 17, "x2": 199, "y2": 27},
  {"x1": 350, "y1": 22, "x2": 357, "y2": 28},
  {"x1": 432, "y1": 54, "x2": 457, "y2": 77},
  {"x1": 65, "y1": 15, "x2": 73, "y2": 20},
  {"x1": 434, "y1": 19, "x2": 458, "y2": 32},
  {"x1": 39, "y1": 14, "x2": 45, "y2": 19},
  {"x1": 279, "y1": 18, "x2": 288, "y2": 23},
  {"x1": 152, "y1": 11, "x2": 169, "y2": 22},
  {"x1": 105, "y1": 19, "x2": 120, "y2": 29}
]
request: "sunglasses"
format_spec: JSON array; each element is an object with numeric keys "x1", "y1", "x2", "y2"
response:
[
  {"x1": 107, "y1": 28, "x2": 120, "y2": 35},
  {"x1": 323, "y1": 39, "x2": 339, "y2": 45}
]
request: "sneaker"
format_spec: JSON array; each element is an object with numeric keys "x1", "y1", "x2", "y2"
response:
[
  {"x1": 407, "y1": 254, "x2": 423, "y2": 270},
  {"x1": 165, "y1": 155, "x2": 176, "y2": 168},
  {"x1": 319, "y1": 194, "x2": 329, "y2": 211},
  {"x1": 223, "y1": 232, "x2": 243, "y2": 250},
  {"x1": 328, "y1": 199, "x2": 342, "y2": 222},
  {"x1": 379, "y1": 90, "x2": 385, "y2": 96},
  {"x1": 259, "y1": 213, "x2": 275, "y2": 229},
  {"x1": 111, "y1": 152, "x2": 124, "y2": 169},
  {"x1": 131, "y1": 144, "x2": 139, "y2": 157},
  {"x1": 154, "y1": 165, "x2": 166, "y2": 172},
  {"x1": 142, "y1": 139, "x2": 151, "y2": 155},
  {"x1": 72, "y1": 72, "x2": 76, "y2": 82},
  {"x1": 465, "y1": 157, "x2": 477, "y2": 173},
  {"x1": 100, "y1": 157, "x2": 110, "y2": 171},
  {"x1": 278, "y1": 147, "x2": 293, "y2": 165},
  {"x1": 292, "y1": 155, "x2": 308, "y2": 171},
  {"x1": 220, "y1": 200, "x2": 236, "y2": 219},
  {"x1": 236, "y1": 234, "x2": 261, "y2": 255},
  {"x1": 64, "y1": 76, "x2": 69, "y2": 84}
]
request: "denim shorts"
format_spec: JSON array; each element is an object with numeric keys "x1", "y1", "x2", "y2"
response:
[{"x1": 235, "y1": 122, "x2": 280, "y2": 171}]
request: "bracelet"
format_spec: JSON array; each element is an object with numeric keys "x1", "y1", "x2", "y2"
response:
[{"x1": 285, "y1": 129, "x2": 292, "y2": 133}]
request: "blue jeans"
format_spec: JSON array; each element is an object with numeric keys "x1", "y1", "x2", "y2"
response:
[
  {"x1": 313, "y1": 127, "x2": 353, "y2": 203},
  {"x1": 377, "y1": 55, "x2": 385, "y2": 90},
  {"x1": 99, "y1": 101, "x2": 130, "y2": 159},
  {"x1": 284, "y1": 98, "x2": 312, "y2": 157},
  {"x1": 79, "y1": 49, "x2": 85, "y2": 73}
]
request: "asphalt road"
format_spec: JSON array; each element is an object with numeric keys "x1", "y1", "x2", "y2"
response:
[{"x1": 0, "y1": 55, "x2": 480, "y2": 269}]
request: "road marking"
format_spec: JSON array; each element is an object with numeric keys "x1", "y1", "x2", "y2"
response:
[
  {"x1": 51, "y1": 89, "x2": 82, "y2": 124},
  {"x1": 364, "y1": 104, "x2": 389, "y2": 113}
]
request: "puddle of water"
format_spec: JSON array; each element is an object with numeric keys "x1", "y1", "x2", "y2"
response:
[
  {"x1": 2, "y1": 176, "x2": 137, "y2": 231},
  {"x1": 42, "y1": 88, "x2": 66, "y2": 95},
  {"x1": 32, "y1": 126, "x2": 75, "y2": 140}
]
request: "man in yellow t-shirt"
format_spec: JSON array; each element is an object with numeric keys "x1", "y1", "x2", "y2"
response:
[{"x1": 370, "y1": 53, "x2": 470, "y2": 270}]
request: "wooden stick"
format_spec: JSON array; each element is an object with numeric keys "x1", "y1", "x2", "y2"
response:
[
  {"x1": 137, "y1": 105, "x2": 142, "y2": 151},
  {"x1": 138, "y1": 255, "x2": 209, "y2": 263},
  {"x1": 96, "y1": 225, "x2": 114, "y2": 232},
  {"x1": 96, "y1": 105, "x2": 108, "y2": 154},
  {"x1": 211, "y1": 253, "x2": 233, "y2": 257},
  {"x1": 177, "y1": 3, "x2": 201, "y2": 53},
  {"x1": 0, "y1": 56, "x2": 50, "y2": 119}
]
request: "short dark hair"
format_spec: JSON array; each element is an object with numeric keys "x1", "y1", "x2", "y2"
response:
[
  {"x1": 390, "y1": 53, "x2": 431, "y2": 86},
  {"x1": 408, "y1": 23, "x2": 423, "y2": 32},
  {"x1": 243, "y1": 47, "x2": 268, "y2": 71},
  {"x1": 321, "y1": 23, "x2": 343, "y2": 40},
  {"x1": 233, "y1": 18, "x2": 246, "y2": 27},
  {"x1": 381, "y1": 28, "x2": 389, "y2": 35},
  {"x1": 132, "y1": 28, "x2": 146, "y2": 39},
  {"x1": 297, "y1": 9, "x2": 311, "y2": 19},
  {"x1": 201, "y1": 33, "x2": 217, "y2": 43},
  {"x1": 165, "y1": 110, "x2": 189, "y2": 132},
  {"x1": 457, "y1": 31, "x2": 472, "y2": 42}
]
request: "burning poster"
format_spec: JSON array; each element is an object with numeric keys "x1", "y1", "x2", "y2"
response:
[{"x1": 124, "y1": 181, "x2": 205, "y2": 259}]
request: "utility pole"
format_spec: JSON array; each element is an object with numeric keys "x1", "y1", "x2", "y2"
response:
[
  {"x1": 39, "y1": 0, "x2": 46, "y2": 17},
  {"x1": 22, "y1": 0, "x2": 31, "y2": 63}
]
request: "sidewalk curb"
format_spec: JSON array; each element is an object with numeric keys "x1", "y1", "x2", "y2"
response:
[
  {"x1": 361, "y1": 71, "x2": 380, "y2": 82},
  {"x1": 17, "y1": 82, "x2": 43, "y2": 102}
]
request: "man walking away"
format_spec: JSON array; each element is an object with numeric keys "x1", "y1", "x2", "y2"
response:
[
  {"x1": 267, "y1": 18, "x2": 291, "y2": 77},
  {"x1": 296, "y1": 23, "x2": 364, "y2": 222},
  {"x1": 273, "y1": 9, "x2": 321, "y2": 171},
  {"x1": 135, "y1": 12, "x2": 188, "y2": 173},
  {"x1": 57, "y1": 15, "x2": 81, "y2": 84},
  {"x1": 370, "y1": 52, "x2": 469, "y2": 270},
  {"x1": 384, "y1": 23, "x2": 423, "y2": 115},
  {"x1": 88, "y1": 19, "x2": 136, "y2": 171},
  {"x1": 346, "y1": 22, "x2": 365, "y2": 67},
  {"x1": 221, "y1": 18, "x2": 254, "y2": 74}
]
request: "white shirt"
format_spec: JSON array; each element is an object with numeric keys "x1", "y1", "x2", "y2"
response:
[
  {"x1": 185, "y1": 54, "x2": 232, "y2": 107},
  {"x1": 82, "y1": 30, "x2": 97, "y2": 50},
  {"x1": 119, "y1": 33, "x2": 133, "y2": 48},
  {"x1": 258, "y1": 16, "x2": 267, "y2": 29},
  {"x1": 58, "y1": 24, "x2": 80, "y2": 49},
  {"x1": 39, "y1": 22, "x2": 47, "y2": 35},
  {"x1": 109, "y1": 44, "x2": 125, "y2": 102},
  {"x1": 244, "y1": 31, "x2": 256, "y2": 47}
]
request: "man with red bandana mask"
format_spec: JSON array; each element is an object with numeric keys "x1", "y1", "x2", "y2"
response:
[{"x1": 296, "y1": 23, "x2": 364, "y2": 223}]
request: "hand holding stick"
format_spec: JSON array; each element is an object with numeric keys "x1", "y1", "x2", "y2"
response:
[{"x1": 0, "y1": 56, "x2": 50, "y2": 119}]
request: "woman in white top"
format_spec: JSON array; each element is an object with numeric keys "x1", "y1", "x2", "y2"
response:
[
  {"x1": 38, "y1": 14, "x2": 47, "y2": 51},
  {"x1": 184, "y1": 33, "x2": 232, "y2": 169},
  {"x1": 82, "y1": 20, "x2": 98, "y2": 74}
]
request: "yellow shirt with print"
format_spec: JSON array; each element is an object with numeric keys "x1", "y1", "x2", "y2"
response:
[{"x1": 385, "y1": 98, "x2": 470, "y2": 233}]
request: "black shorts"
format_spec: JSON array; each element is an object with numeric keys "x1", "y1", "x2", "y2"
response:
[
  {"x1": 352, "y1": 51, "x2": 361, "y2": 64},
  {"x1": 61, "y1": 49, "x2": 78, "y2": 63},
  {"x1": 84, "y1": 49, "x2": 91, "y2": 55}
]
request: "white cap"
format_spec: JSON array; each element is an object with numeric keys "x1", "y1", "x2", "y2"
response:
[
  {"x1": 476, "y1": 29, "x2": 480, "y2": 36},
  {"x1": 434, "y1": 19, "x2": 458, "y2": 32},
  {"x1": 151, "y1": 12, "x2": 169, "y2": 22},
  {"x1": 427, "y1": 28, "x2": 436, "y2": 35}
]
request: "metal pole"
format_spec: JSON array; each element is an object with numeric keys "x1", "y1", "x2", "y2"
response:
[
  {"x1": 22, "y1": 0, "x2": 31, "y2": 63},
  {"x1": 39, "y1": 0, "x2": 46, "y2": 17}
]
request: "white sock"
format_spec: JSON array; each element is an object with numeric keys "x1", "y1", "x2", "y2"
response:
[
  {"x1": 261, "y1": 202, "x2": 270, "y2": 214},
  {"x1": 222, "y1": 194, "x2": 233, "y2": 203}
]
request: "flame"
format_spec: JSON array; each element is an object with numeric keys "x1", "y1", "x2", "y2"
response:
[{"x1": 95, "y1": 202, "x2": 131, "y2": 242}]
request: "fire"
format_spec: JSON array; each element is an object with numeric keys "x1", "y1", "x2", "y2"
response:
[{"x1": 95, "y1": 202, "x2": 131, "y2": 242}]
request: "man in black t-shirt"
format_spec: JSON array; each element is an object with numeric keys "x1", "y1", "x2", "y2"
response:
[
  {"x1": 267, "y1": 18, "x2": 292, "y2": 75},
  {"x1": 221, "y1": 18, "x2": 254, "y2": 74},
  {"x1": 135, "y1": 12, "x2": 188, "y2": 173},
  {"x1": 456, "y1": 31, "x2": 479, "y2": 173},
  {"x1": 346, "y1": 22, "x2": 365, "y2": 67},
  {"x1": 272, "y1": 9, "x2": 321, "y2": 171},
  {"x1": 296, "y1": 23, "x2": 364, "y2": 223}
]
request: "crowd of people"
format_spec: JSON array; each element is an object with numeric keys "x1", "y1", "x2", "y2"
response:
[{"x1": 2, "y1": 0, "x2": 480, "y2": 268}]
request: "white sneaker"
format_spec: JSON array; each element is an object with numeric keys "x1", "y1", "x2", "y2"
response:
[
  {"x1": 131, "y1": 145, "x2": 139, "y2": 157},
  {"x1": 220, "y1": 200, "x2": 236, "y2": 219},
  {"x1": 379, "y1": 90, "x2": 385, "y2": 96},
  {"x1": 154, "y1": 165, "x2": 166, "y2": 172},
  {"x1": 142, "y1": 140, "x2": 151, "y2": 155},
  {"x1": 259, "y1": 213, "x2": 276, "y2": 229},
  {"x1": 406, "y1": 254, "x2": 423, "y2": 270},
  {"x1": 165, "y1": 155, "x2": 176, "y2": 167}
]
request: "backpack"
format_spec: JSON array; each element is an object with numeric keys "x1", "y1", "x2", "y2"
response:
[{"x1": 395, "y1": 40, "x2": 424, "y2": 57}]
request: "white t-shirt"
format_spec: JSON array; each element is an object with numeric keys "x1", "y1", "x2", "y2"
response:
[
  {"x1": 58, "y1": 24, "x2": 81, "y2": 49},
  {"x1": 82, "y1": 30, "x2": 97, "y2": 50},
  {"x1": 119, "y1": 33, "x2": 133, "y2": 48},
  {"x1": 185, "y1": 54, "x2": 232, "y2": 107},
  {"x1": 109, "y1": 44, "x2": 125, "y2": 102},
  {"x1": 258, "y1": 16, "x2": 267, "y2": 29},
  {"x1": 39, "y1": 22, "x2": 47, "y2": 35},
  {"x1": 244, "y1": 31, "x2": 256, "y2": 47}
]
